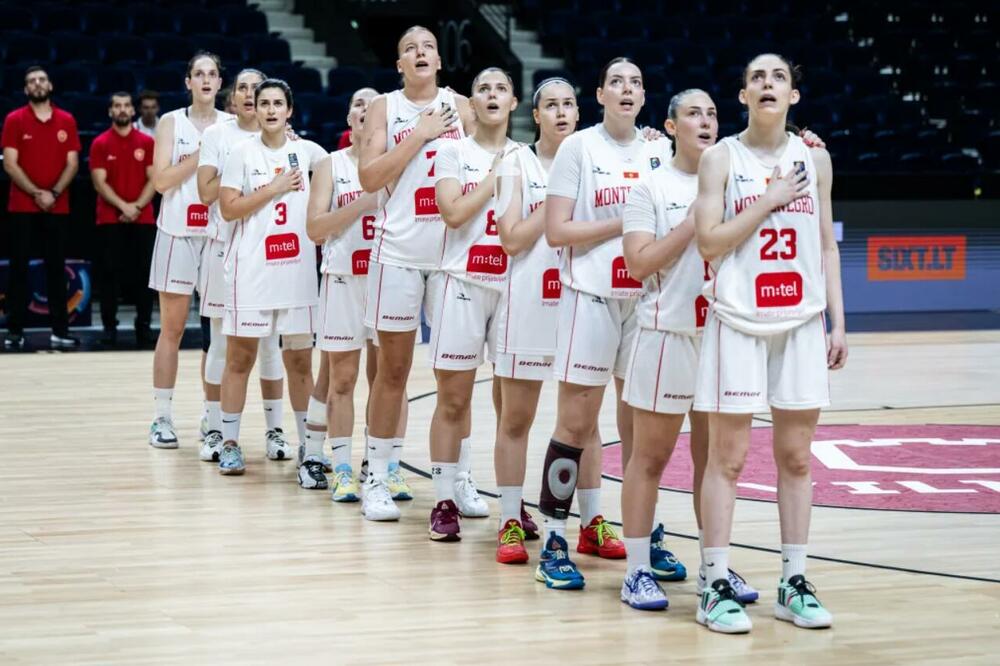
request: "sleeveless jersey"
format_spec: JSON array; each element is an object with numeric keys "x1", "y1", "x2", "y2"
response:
[
  {"x1": 623, "y1": 165, "x2": 707, "y2": 336},
  {"x1": 219, "y1": 136, "x2": 325, "y2": 311},
  {"x1": 436, "y1": 136, "x2": 516, "y2": 290},
  {"x1": 198, "y1": 118, "x2": 257, "y2": 241},
  {"x1": 495, "y1": 145, "x2": 561, "y2": 355},
  {"x1": 370, "y1": 88, "x2": 465, "y2": 270},
  {"x1": 548, "y1": 125, "x2": 652, "y2": 299},
  {"x1": 321, "y1": 148, "x2": 376, "y2": 276},
  {"x1": 706, "y1": 134, "x2": 826, "y2": 335},
  {"x1": 156, "y1": 107, "x2": 233, "y2": 238}
]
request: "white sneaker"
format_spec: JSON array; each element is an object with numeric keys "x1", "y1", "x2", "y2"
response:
[
  {"x1": 199, "y1": 431, "x2": 223, "y2": 462},
  {"x1": 149, "y1": 417, "x2": 179, "y2": 449},
  {"x1": 198, "y1": 414, "x2": 209, "y2": 442},
  {"x1": 265, "y1": 428, "x2": 294, "y2": 460},
  {"x1": 454, "y1": 472, "x2": 489, "y2": 518},
  {"x1": 621, "y1": 567, "x2": 669, "y2": 611},
  {"x1": 297, "y1": 443, "x2": 333, "y2": 472},
  {"x1": 361, "y1": 477, "x2": 400, "y2": 521}
]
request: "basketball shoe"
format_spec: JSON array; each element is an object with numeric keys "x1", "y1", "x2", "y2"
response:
[
  {"x1": 649, "y1": 523, "x2": 687, "y2": 581},
  {"x1": 429, "y1": 499, "x2": 461, "y2": 541},
  {"x1": 577, "y1": 515, "x2": 626, "y2": 559},
  {"x1": 697, "y1": 579, "x2": 752, "y2": 634},
  {"x1": 696, "y1": 568, "x2": 759, "y2": 604},
  {"x1": 621, "y1": 567, "x2": 669, "y2": 610},
  {"x1": 298, "y1": 457, "x2": 328, "y2": 490},
  {"x1": 149, "y1": 417, "x2": 178, "y2": 449},
  {"x1": 361, "y1": 477, "x2": 400, "y2": 521},
  {"x1": 218, "y1": 444, "x2": 245, "y2": 476},
  {"x1": 774, "y1": 575, "x2": 833, "y2": 629},
  {"x1": 330, "y1": 464, "x2": 360, "y2": 502},
  {"x1": 496, "y1": 519, "x2": 529, "y2": 564},
  {"x1": 454, "y1": 472, "x2": 488, "y2": 517},
  {"x1": 265, "y1": 428, "x2": 294, "y2": 460},
  {"x1": 521, "y1": 501, "x2": 539, "y2": 540},
  {"x1": 386, "y1": 462, "x2": 413, "y2": 500},
  {"x1": 535, "y1": 533, "x2": 585, "y2": 590},
  {"x1": 199, "y1": 430, "x2": 223, "y2": 462}
]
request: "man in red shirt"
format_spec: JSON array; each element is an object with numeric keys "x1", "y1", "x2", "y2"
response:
[
  {"x1": 90, "y1": 91, "x2": 157, "y2": 348},
  {"x1": 1, "y1": 65, "x2": 81, "y2": 350}
]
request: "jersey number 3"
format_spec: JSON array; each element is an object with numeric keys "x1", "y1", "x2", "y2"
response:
[
  {"x1": 274, "y1": 202, "x2": 287, "y2": 225},
  {"x1": 759, "y1": 228, "x2": 797, "y2": 260}
]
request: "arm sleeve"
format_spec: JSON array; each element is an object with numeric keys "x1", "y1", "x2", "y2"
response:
[
  {"x1": 432, "y1": 141, "x2": 460, "y2": 184},
  {"x1": 88, "y1": 136, "x2": 106, "y2": 171},
  {"x1": 219, "y1": 143, "x2": 246, "y2": 191},
  {"x1": 622, "y1": 180, "x2": 657, "y2": 235},
  {"x1": 197, "y1": 125, "x2": 221, "y2": 169},
  {"x1": 544, "y1": 133, "x2": 583, "y2": 200}
]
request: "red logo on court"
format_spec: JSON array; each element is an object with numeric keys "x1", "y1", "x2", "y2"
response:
[
  {"x1": 265, "y1": 233, "x2": 299, "y2": 260},
  {"x1": 414, "y1": 186, "x2": 439, "y2": 216},
  {"x1": 467, "y1": 245, "x2": 507, "y2": 274},
  {"x1": 186, "y1": 203, "x2": 209, "y2": 227},
  {"x1": 695, "y1": 295, "x2": 709, "y2": 328},
  {"x1": 611, "y1": 256, "x2": 641, "y2": 290},
  {"x1": 755, "y1": 271, "x2": 802, "y2": 307},
  {"x1": 542, "y1": 267, "x2": 562, "y2": 300},
  {"x1": 602, "y1": 425, "x2": 1000, "y2": 513},
  {"x1": 352, "y1": 249, "x2": 370, "y2": 275}
]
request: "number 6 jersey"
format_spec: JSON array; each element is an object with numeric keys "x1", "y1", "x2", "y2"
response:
[
  {"x1": 706, "y1": 133, "x2": 826, "y2": 336},
  {"x1": 220, "y1": 135, "x2": 325, "y2": 311},
  {"x1": 322, "y1": 148, "x2": 376, "y2": 277}
]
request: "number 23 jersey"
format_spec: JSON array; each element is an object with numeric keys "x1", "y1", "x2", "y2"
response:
[{"x1": 220, "y1": 135, "x2": 325, "y2": 311}]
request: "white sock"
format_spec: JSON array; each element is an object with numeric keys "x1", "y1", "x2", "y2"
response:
[
  {"x1": 543, "y1": 517, "x2": 567, "y2": 541},
  {"x1": 306, "y1": 396, "x2": 326, "y2": 426},
  {"x1": 498, "y1": 486, "x2": 522, "y2": 526},
  {"x1": 262, "y1": 399, "x2": 283, "y2": 431},
  {"x1": 303, "y1": 428, "x2": 325, "y2": 459},
  {"x1": 702, "y1": 546, "x2": 729, "y2": 587},
  {"x1": 457, "y1": 437, "x2": 472, "y2": 477},
  {"x1": 294, "y1": 410, "x2": 307, "y2": 444},
  {"x1": 389, "y1": 437, "x2": 403, "y2": 467},
  {"x1": 153, "y1": 388, "x2": 173, "y2": 420},
  {"x1": 431, "y1": 461, "x2": 457, "y2": 502},
  {"x1": 625, "y1": 536, "x2": 651, "y2": 575},
  {"x1": 577, "y1": 488, "x2": 602, "y2": 527},
  {"x1": 781, "y1": 543, "x2": 808, "y2": 581},
  {"x1": 698, "y1": 530, "x2": 706, "y2": 576},
  {"x1": 329, "y1": 437, "x2": 351, "y2": 468},
  {"x1": 367, "y1": 435, "x2": 393, "y2": 481},
  {"x1": 221, "y1": 411, "x2": 242, "y2": 445},
  {"x1": 206, "y1": 400, "x2": 221, "y2": 432}
]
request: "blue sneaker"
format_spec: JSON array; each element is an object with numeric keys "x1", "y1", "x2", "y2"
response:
[
  {"x1": 219, "y1": 444, "x2": 245, "y2": 476},
  {"x1": 650, "y1": 523, "x2": 688, "y2": 581},
  {"x1": 621, "y1": 567, "x2": 669, "y2": 610},
  {"x1": 534, "y1": 533, "x2": 585, "y2": 590}
]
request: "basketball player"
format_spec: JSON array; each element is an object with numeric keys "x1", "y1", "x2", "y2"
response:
[
  {"x1": 306, "y1": 87, "x2": 412, "y2": 499},
  {"x1": 148, "y1": 52, "x2": 232, "y2": 449},
  {"x1": 693, "y1": 54, "x2": 847, "y2": 633},
  {"x1": 196, "y1": 68, "x2": 292, "y2": 464},
  {"x1": 215, "y1": 79, "x2": 326, "y2": 475},
  {"x1": 357, "y1": 26, "x2": 475, "y2": 521},
  {"x1": 534, "y1": 58, "x2": 653, "y2": 590},
  {"x1": 424, "y1": 67, "x2": 519, "y2": 541}
]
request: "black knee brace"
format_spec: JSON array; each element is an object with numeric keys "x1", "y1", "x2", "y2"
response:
[
  {"x1": 200, "y1": 316, "x2": 211, "y2": 353},
  {"x1": 539, "y1": 439, "x2": 583, "y2": 520}
]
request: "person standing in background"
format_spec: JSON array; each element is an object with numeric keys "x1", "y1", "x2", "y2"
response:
[
  {"x1": 135, "y1": 91, "x2": 160, "y2": 139},
  {"x1": 2, "y1": 65, "x2": 81, "y2": 350},
  {"x1": 89, "y1": 92, "x2": 157, "y2": 348}
]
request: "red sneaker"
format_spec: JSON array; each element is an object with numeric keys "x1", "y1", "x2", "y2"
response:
[
  {"x1": 496, "y1": 519, "x2": 529, "y2": 564},
  {"x1": 520, "y1": 501, "x2": 540, "y2": 540},
  {"x1": 576, "y1": 515, "x2": 626, "y2": 559},
  {"x1": 429, "y1": 499, "x2": 461, "y2": 542}
]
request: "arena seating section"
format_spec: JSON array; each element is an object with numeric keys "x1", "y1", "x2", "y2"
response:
[{"x1": 0, "y1": 0, "x2": 996, "y2": 172}]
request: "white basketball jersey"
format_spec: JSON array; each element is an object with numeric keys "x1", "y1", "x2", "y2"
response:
[
  {"x1": 624, "y1": 166, "x2": 707, "y2": 336},
  {"x1": 199, "y1": 118, "x2": 257, "y2": 241},
  {"x1": 706, "y1": 134, "x2": 826, "y2": 335},
  {"x1": 220, "y1": 136, "x2": 324, "y2": 311},
  {"x1": 436, "y1": 136, "x2": 516, "y2": 290},
  {"x1": 322, "y1": 149, "x2": 376, "y2": 276},
  {"x1": 369, "y1": 88, "x2": 465, "y2": 270},
  {"x1": 156, "y1": 107, "x2": 233, "y2": 238},
  {"x1": 496, "y1": 145, "x2": 561, "y2": 355},
  {"x1": 552, "y1": 125, "x2": 652, "y2": 299}
]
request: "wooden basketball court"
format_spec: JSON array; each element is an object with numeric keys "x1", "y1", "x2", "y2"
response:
[{"x1": 1, "y1": 330, "x2": 998, "y2": 664}]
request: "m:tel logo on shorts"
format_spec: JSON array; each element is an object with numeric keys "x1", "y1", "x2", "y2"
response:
[
  {"x1": 467, "y1": 245, "x2": 507, "y2": 275},
  {"x1": 187, "y1": 203, "x2": 209, "y2": 227},
  {"x1": 611, "y1": 256, "x2": 642, "y2": 290},
  {"x1": 266, "y1": 233, "x2": 299, "y2": 260},
  {"x1": 352, "y1": 249, "x2": 371, "y2": 275},
  {"x1": 755, "y1": 271, "x2": 802, "y2": 307}
]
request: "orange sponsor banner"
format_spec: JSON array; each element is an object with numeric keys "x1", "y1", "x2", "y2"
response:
[{"x1": 867, "y1": 235, "x2": 966, "y2": 281}]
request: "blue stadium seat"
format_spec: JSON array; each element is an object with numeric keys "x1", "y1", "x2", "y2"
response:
[
  {"x1": 243, "y1": 36, "x2": 291, "y2": 64},
  {"x1": 80, "y1": 4, "x2": 132, "y2": 35},
  {"x1": 175, "y1": 8, "x2": 223, "y2": 35},
  {"x1": 59, "y1": 93, "x2": 108, "y2": 130},
  {"x1": 372, "y1": 67, "x2": 401, "y2": 94},
  {"x1": 36, "y1": 8, "x2": 83, "y2": 34},
  {"x1": 51, "y1": 33, "x2": 102, "y2": 65},
  {"x1": 294, "y1": 92, "x2": 341, "y2": 129},
  {"x1": 3, "y1": 33, "x2": 53, "y2": 65},
  {"x1": 220, "y1": 7, "x2": 269, "y2": 35},
  {"x1": 940, "y1": 152, "x2": 980, "y2": 170},
  {"x1": 49, "y1": 64, "x2": 95, "y2": 94},
  {"x1": 103, "y1": 35, "x2": 151, "y2": 66},
  {"x1": 147, "y1": 33, "x2": 195, "y2": 67},
  {"x1": 95, "y1": 67, "x2": 138, "y2": 95},
  {"x1": 267, "y1": 64, "x2": 323, "y2": 94},
  {"x1": 158, "y1": 92, "x2": 189, "y2": 112},
  {"x1": 0, "y1": 7, "x2": 35, "y2": 32},
  {"x1": 142, "y1": 65, "x2": 184, "y2": 93},
  {"x1": 128, "y1": 5, "x2": 173, "y2": 35},
  {"x1": 190, "y1": 34, "x2": 243, "y2": 65},
  {"x1": 327, "y1": 66, "x2": 368, "y2": 96}
]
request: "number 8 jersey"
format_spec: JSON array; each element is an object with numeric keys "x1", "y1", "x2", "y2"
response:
[
  {"x1": 706, "y1": 134, "x2": 826, "y2": 336},
  {"x1": 322, "y1": 148, "x2": 376, "y2": 277},
  {"x1": 220, "y1": 135, "x2": 325, "y2": 311}
]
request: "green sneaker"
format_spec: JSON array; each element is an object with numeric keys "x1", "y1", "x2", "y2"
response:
[
  {"x1": 775, "y1": 575, "x2": 833, "y2": 629},
  {"x1": 696, "y1": 579, "x2": 752, "y2": 634}
]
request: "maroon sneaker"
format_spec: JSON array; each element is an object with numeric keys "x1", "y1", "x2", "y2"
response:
[
  {"x1": 430, "y1": 499, "x2": 461, "y2": 542},
  {"x1": 521, "y1": 500, "x2": 540, "y2": 540}
]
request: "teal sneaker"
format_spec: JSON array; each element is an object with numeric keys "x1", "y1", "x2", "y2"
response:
[
  {"x1": 219, "y1": 444, "x2": 245, "y2": 476},
  {"x1": 649, "y1": 523, "x2": 687, "y2": 581},
  {"x1": 535, "y1": 533, "x2": 585, "y2": 590},
  {"x1": 697, "y1": 579, "x2": 752, "y2": 634},
  {"x1": 775, "y1": 575, "x2": 833, "y2": 629}
]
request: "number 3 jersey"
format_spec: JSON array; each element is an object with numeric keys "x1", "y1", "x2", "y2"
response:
[
  {"x1": 321, "y1": 148, "x2": 376, "y2": 276},
  {"x1": 220, "y1": 135, "x2": 325, "y2": 311},
  {"x1": 706, "y1": 134, "x2": 826, "y2": 336}
]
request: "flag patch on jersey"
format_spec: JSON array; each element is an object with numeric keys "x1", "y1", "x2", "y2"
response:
[
  {"x1": 624, "y1": 171, "x2": 640, "y2": 179},
  {"x1": 649, "y1": 157, "x2": 661, "y2": 170}
]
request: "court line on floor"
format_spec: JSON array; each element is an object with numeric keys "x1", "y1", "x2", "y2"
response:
[{"x1": 403, "y1": 382, "x2": 1000, "y2": 585}]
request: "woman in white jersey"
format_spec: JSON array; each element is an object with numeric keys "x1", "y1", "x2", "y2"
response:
[
  {"x1": 215, "y1": 79, "x2": 326, "y2": 476},
  {"x1": 693, "y1": 54, "x2": 847, "y2": 634},
  {"x1": 356, "y1": 25, "x2": 475, "y2": 522},
  {"x1": 533, "y1": 57, "x2": 654, "y2": 591},
  {"x1": 195, "y1": 68, "x2": 293, "y2": 465},
  {"x1": 148, "y1": 52, "x2": 232, "y2": 449},
  {"x1": 422, "y1": 67, "x2": 518, "y2": 542}
]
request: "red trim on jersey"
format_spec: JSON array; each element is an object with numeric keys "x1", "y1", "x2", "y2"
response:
[
  {"x1": 501, "y1": 270, "x2": 513, "y2": 354},
  {"x1": 373, "y1": 203, "x2": 389, "y2": 263},
  {"x1": 821, "y1": 311, "x2": 831, "y2": 397},
  {"x1": 151, "y1": 231, "x2": 161, "y2": 289},
  {"x1": 373, "y1": 263, "x2": 385, "y2": 327},
  {"x1": 162, "y1": 236, "x2": 175, "y2": 292},
  {"x1": 652, "y1": 331, "x2": 669, "y2": 412},
  {"x1": 653, "y1": 274, "x2": 661, "y2": 331},
  {"x1": 431, "y1": 274, "x2": 451, "y2": 367},
  {"x1": 715, "y1": 318, "x2": 722, "y2": 413},
  {"x1": 561, "y1": 290, "x2": 580, "y2": 382},
  {"x1": 232, "y1": 221, "x2": 244, "y2": 313},
  {"x1": 626, "y1": 329, "x2": 641, "y2": 399},
  {"x1": 199, "y1": 242, "x2": 213, "y2": 316}
]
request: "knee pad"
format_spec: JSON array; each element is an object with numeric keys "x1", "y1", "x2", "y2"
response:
[
  {"x1": 258, "y1": 331, "x2": 285, "y2": 380},
  {"x1": 539, "y1": 439, "x2": 583, "y2": 520},
  {"x1": 200, "y1": 315, "x2": 211, "y2": 353},
  {"x1": 280, "y1": 333, "x2": 314, "y2": 352},
  {"x1": 204, "y1": 318, "x2": 226, "y2": 384}
]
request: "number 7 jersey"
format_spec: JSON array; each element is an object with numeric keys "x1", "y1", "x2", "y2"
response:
[{"x1": 706, "y1": 134, "x2": 826, "y2": 336}]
